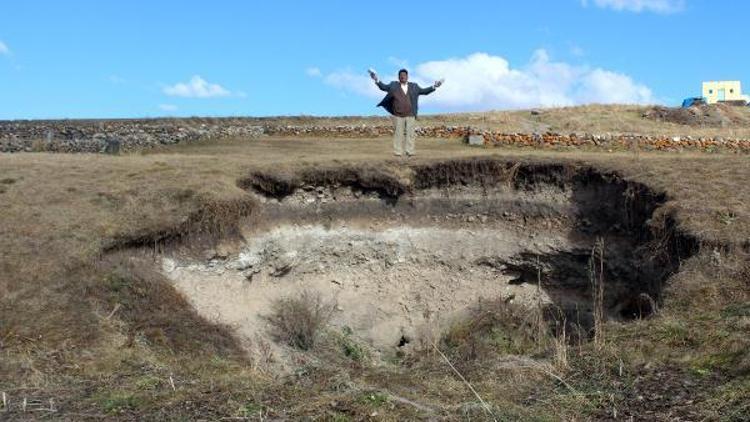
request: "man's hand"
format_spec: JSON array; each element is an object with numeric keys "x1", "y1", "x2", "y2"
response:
[
  {"x1": 368, "y1": 68, "x2": 378, "y2": 82},
  {"x1": 434, "y1": 78, "x2": 444, "y2": 88}
]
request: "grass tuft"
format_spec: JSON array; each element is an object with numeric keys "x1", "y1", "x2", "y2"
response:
[
  {"x1": 440, "y1": 298, "x2": 544, "y2": 372},
  {"x1": 267, "y1": 290, "x2": 335, "y2": 350}
]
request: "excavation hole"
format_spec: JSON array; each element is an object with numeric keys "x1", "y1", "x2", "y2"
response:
[{"x1": 158, "y1": 160, "x2": 696, "y2": 359}]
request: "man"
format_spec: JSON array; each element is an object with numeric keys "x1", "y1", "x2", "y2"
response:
[{"x1": 370, "y1": 69, "x2": 443, "y2": 157}]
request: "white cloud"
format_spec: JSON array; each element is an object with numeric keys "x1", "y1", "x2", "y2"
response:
[
  {"x1": 581, "y1": 0, "x2": 685, "y2": 13},
  {"x1": 0, "y1": 41, "x2": 10, "y2": 56},
  {"x1": 108, "y1": 75, "x2": 126, "y2": 84},
  {"x1": 387, "y1": 56, "x2": 409, "y2": 68},
  {"x1": 163, "y1": 75, "x2": 232, "y2": 98},
  {"x1": 324, "y1": 69, "x2": 383, "y2": 98},
  {"x1": 306, "y1": 67, "x2": 322, "y2": 77},
  {"x1": 159, "y1": 104, "x2": 178, "y2": 112},
  {"x1": 320, "y1": 51, "x2": 654, "y2": 111},
  {"x1": 577, "y1": 68, "x2": 653, "y2": 104},
  {"x1": 570, "y1": 45, "x2": 586, "y2": 57}
]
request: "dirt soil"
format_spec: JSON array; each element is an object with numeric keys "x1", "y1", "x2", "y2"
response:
[
  {"x1": 642, "y1": 103, "x2": 750, "y2": 128},
  {"x1": 160, "y1": 184, "x2": 574, "y2": 364}
]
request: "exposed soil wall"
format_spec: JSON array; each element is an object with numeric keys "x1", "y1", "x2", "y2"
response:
[{"x1": 242, "y1": 159, "x2": 699, "y2": 309}]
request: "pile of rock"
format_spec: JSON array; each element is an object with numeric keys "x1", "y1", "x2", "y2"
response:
[{"x1": 642, "y1": 104, "x2": 750, "y2": 127}]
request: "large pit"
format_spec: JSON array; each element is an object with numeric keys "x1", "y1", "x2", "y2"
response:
[{"x1": 158, "y1": 160, "x2": 696, "y2": 358}]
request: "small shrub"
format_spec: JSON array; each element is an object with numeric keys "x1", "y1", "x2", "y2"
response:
[
  {"x1": 342, "y1": 338, "x2": 367, "y2": 361},
  {"x1": 359, "y1": 391, "x2": 389, "y2": 407},
  {"x1": 267, "y1": 290, "x2": 335, "y2": 350},
  {"x1": 441, "y1": 298, "x2": 542, "y2": 368},
  {"x1": 722, "y1": 303, "x2": 750, "y2": 318},
  {"x1": 553, "y1": 320, "x2": 569, "y2": 372},
  {"x1": 239, "y1": 402, "x2": 265, "y2": 418},
  {"x1": 30, "y1": 139, "x2": 48, "y2": 152},
  {"x1": 589, "y1": 238, "x2": 606, "y2": 350},
  {"x1": 100, "y1": 393, "x2": 140, "y2": 414},
  {"x1": 134, "y1": 375, "x2": 162, "y2": 391},
  {"x1": 653, "y1": 319, "x2": 695, "y2": 347},
  {"x1": 336, "y1": 326, "x2": 368, "y2": 362}
]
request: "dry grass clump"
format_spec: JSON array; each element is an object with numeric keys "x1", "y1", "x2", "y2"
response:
[
  {"x1": 267, "y1": 291, "x2": 335, "y2": 350},
  {"x1": 96, "y1": 254, "x2": 246, "y2": 356},
  {"x1": 439, "y1": 298, "x2": 544, "y2": 371},
  {"x1": 589, "y1": 238, "x2": 606, "y2": 350}
]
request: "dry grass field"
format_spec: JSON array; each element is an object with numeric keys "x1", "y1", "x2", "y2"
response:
[{"x1": 1, "y1": 118, "x2": 749, "y2": 420}]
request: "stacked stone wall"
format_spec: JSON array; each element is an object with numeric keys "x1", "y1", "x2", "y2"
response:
[{"x1": 2, "y1": 119, "x2": 749, "y2": 153}]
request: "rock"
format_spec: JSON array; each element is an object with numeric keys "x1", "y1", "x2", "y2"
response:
[
  {"x1": 271, "y1": 251, "x2": 298, "y2": 277},
  {"x1": 104, "y1": 137, "x2": 121, "y2": 154},
  {"x1": 162, "y1": 258, "x2": 177, "y2": 273},
  {"x1": 466, "y1": 134, "x2": 485, "y2": 146},
  {"x1": 243, "y1": 268, "x2": 261, "y2": 281},
  {"x1": 711, "y1": 248, "x2": 722, "y2": 266},
  {"x1": 203, "y1": 249, "x2": 218, "y2": 260},
  {"x1": 232, "y1": 253, "x2": 262, "y2": 271}
]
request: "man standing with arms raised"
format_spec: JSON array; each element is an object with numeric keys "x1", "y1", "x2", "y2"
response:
[{"x1": 369, "y1": 68, "x2": 443, "y2": 157}]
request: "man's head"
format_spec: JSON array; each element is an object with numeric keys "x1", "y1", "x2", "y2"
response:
[{"x1": 398, "y1": 69, "x2": 409, "y2": 84}]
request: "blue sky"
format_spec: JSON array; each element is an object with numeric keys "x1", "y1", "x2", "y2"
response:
[{"x1": 0, "y1": 0, "x2": 746, "y2": 119}]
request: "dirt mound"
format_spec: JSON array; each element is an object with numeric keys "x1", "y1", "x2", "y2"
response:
[{"x1": 643, "y1": 103, "x2": 750, "y2": 127}]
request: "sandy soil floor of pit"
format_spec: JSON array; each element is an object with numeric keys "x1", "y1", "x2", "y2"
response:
[{"x1": 161, "y1": 219, "x2": 576, "y2": 362}]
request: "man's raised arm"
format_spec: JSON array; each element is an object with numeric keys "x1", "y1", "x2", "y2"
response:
[
  {"x1": 375, "y1": 80, "x2": 390, "y2": 92},
  {"x1": 369, "y1": 70, "x2": 390, "y2": 92},
  {"x1": 418, "y1": 79, "x2": 443, "y2": 95},
  {"x1": 417, "y1": 85, "x2": 436, "y2": 95}
]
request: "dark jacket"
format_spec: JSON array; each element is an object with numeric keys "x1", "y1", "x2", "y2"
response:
[{"x1": 376, "y1": 81, "x2": 435, "y2": 118}]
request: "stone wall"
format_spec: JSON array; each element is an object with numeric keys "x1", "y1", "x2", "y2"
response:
[
  {"x1": 2, "y1": 118, "x2": 750, "y2": 153},
  {"x1": 263, "y1": 125, "x2": 750, "y2": 153},
  {"x1": 0, "y1": 118, "x2": 264, "y2": 153}
]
